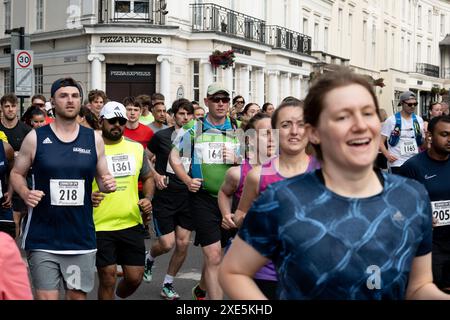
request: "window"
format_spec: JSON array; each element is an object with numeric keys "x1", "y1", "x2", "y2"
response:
[
  {"x1": 313, "y1": 23, "x2": 319, "y2": 50},
  {"x1": 348, "y1": 13, "x2": 352, "y2": 35},
  {"x1": 213, "y1": 67, "x2": 218, "y2": 82},
  {"x1": 363, "y1": 20, "x2": 367, "y2": 42},
  {"x1": 428, "y1": 9, "x2": 432, "y2": 32},
  {"x1": 407, "y1": 39, "x2": 411, "y2": 71},
  {"x1": 401, "y1": 36, "x2": 405, "y2": 69},
  {"x1": 192, "y1": 61, "x2": 199, "y2": 102},
  {"x1": 193, "y1": 0, "x2": 203, "y2": 29},
  {"x1": 418, "y1": 5, "x2": 422, "y2": 28},
  {"x1": 384, "y1": 30, "x2": 388, "y2": 67},
  {"x1": 248, "y1": 69, "x2": 253, "y2": 102},
  {"x1": 114, "y1": 0, "x2": 149, "y2": 19},
  {"x1": 324, "y1": 26, "x2": 329, "y2": 52},
  {"x1": 441, "y1": 14, "x2": 445, "y2": 35},
  {"x1": 3, "y1": 69, "x2": 10, "y2": 95},
  {"x1": 427, "y1": 45, "x2": 431, "y2": 63},
  {"x1": 402, "y1": 0, "x2": 405, "y2": 20},
  {"x1": 338, "y1": 8, "x2": 343, "y2": 32},
  {"x1": 391, "y1": 32, "x2": 395, "y2": 67},
  {"x1": 4, "y1": 0, "x2": 11, "y2": 31},
  {"x1": 408, "y1": 0, "x2": 411, "y2": 21},
  {"x1": 34, "y1": 66, "x2": 43, "y2": 94},
  {"x1": 303, "y1": 18, "x2": 308, "y2": 35},
  {"x1": 36, "y1": 0, "x2": 44, "y2": 30},
  {"x1": 232, "y1": 67, "x2": 236, "y2": 98},
  {"x1": 372, "y1": 24, "x2": 376, "y2": 67},
  {"x1": 417, "y1": 42, "x2": 421, "y2": 63}
]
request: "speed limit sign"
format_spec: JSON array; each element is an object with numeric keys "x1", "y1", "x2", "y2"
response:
[{"x1": 14, "y1": 50, "x2": 34, "y2": 96}]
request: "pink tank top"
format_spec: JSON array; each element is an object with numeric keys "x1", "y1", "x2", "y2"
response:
[
  {"x1": 254, "y1": 155, "x2": 320, "y2": 282},
  {"x1": 235, "y1": 159, "x2": 253, "y2": 202}
]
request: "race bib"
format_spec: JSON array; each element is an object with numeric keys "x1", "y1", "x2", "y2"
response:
[
  {"x1": 107, "y1": 154, "x2": 136, "y2": 177},
  {"x1": 400, "y1": 140, "x2": 418, "y2": 156},
  {"x1": 166, "y1": 157, "x2": 191, "y2": 174},
  {"x1": 431, "y1": 200, "x2": 450, "y2": 227},
  {"x1": 197, "y1": 142, "x2": 237, "y2": 164},
  {"x1": 50, "y1": 179, "x2": 85, "y2": 206}
]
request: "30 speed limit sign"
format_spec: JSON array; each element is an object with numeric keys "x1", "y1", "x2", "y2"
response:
[{"x1": 14, "y1": 50, "x2": 34, "y2": 96}]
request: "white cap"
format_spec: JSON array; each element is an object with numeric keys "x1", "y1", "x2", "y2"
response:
[
  {"x1": 44, "y1": 101, "x2": 52, "y2": 112},
  {"x1": 99, "y1": 101, "x2": 128, "y2": 120}
]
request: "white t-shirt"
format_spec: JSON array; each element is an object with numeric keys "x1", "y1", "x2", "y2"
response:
[{"x1": 381, "y1": 114, "x2": 424, "y2": 168}]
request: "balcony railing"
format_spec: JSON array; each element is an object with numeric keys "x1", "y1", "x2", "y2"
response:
[
  {"x1": 190, "y1": 3, "x2": 312, "y2": 56},
  {"x1": 99, "y1": 0, "x2": 167, "y2": 24},
  {"x1": 416, "y1": 63, "x2": 440, "y2": 78},
  {"x1": 267, "y1": 25, "x2": 311, "y2": 55},
  {"x1": 191, "y1": 3, "x2": 266, "y2": 43},
  {"x1": 442, "y1": 67, "x2": 450, "y2": 79}
]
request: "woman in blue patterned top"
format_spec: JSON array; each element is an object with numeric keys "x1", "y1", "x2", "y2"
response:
[{"x1": 219, "y1": 67, "x2": 449, "y2": 300}]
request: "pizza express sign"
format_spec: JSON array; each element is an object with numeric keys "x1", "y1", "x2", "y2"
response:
[{"x1": 99, "y1": 35, "x2": 163, "y2": 44}]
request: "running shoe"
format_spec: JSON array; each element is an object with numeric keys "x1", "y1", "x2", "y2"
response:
[
  {"x1": 161, "y1": 283, "x2": 180, "y2": 300},
  {"x1": 143, "y1": 257, "x2": 154, "y2": 282},
  {"x1": 192, "y1": 283, "x2": 207, "y2": 300}
]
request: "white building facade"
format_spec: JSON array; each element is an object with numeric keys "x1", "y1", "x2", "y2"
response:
[
  {"x1": 0, "y1": 0, "x2": 449, "y2": 117},
  {"x1": 0, "y1": 0, "x2": 328, "y2": 107}
]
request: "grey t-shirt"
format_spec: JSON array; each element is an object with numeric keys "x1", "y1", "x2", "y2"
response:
[{"x1": 148, "y1": 122, "x2": 168, "y2": 134}]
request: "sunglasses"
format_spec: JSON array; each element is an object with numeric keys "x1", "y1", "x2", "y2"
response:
[
  {"x1": 210, "y1": 96, "x2": 230, "y2": 103},
  {"x1": 106, "y1": 117, "x2": 127, "y2": 126},
  {"x1": 405, "y1": 102, "x2": 418, "y2": 107},
  {"x1": 236, "y1": 100, "x2": 244, "y2": 104}
]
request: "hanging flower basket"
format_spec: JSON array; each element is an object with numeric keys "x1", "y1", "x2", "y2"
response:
[
  {"x1": 373, "y1": 78, "x2": 385, "y2": 87},
  {"x1": 431, "y1": 87, "x2": 440, "y2": 95},
  {"x1": 439, "y1": 88, "x2": 448, "y2": 96},
  {"x1": 209, "y1": 50, "x2": 235, "y2": 69}
]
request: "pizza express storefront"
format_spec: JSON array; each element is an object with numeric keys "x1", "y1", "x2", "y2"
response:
[
  {"x1": 89, "y1": 33, "x2": 171, "y2": 102},
  {"x1": 106, "y1": 64, "x2": 156, "y2": 102}
]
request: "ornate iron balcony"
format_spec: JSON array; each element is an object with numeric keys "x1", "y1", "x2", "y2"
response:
[
  {"x1": 416, "y1": 63, "x2": 440, "y2": 78},
  {"x1": 99, "y1": 0, "x2": 168, "y2": 24},
  {"x1": 267, "y1": 25, "x2": 311, "y2": 55},
  {"x1": 190, "y1": 3, "x2": 266, "y2": 43}
]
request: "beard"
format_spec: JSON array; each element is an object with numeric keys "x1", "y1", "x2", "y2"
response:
[
  {"x1": 102, "y1": 126, "x2": 123, "y2": 141},
  {"x1": 54, "y1": 107, "x2": 79, "y2": 121}
]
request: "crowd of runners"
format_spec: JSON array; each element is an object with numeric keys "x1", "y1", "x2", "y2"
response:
[{"x1": 1, "y1": 66, "x2": 450, "y2": 300}]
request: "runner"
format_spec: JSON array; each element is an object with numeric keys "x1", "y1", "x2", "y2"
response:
[
  {"x1": 0, "y1": 93, "x2": 32, "y2": 238},
  {"x1": 144, "y1": 99, "x2": 194, "y2": 300},
  {"x1": 220, "y1": 67, "x2": 449, "y2": 299},
  {"x1": 10, "y1": 77, "x2": 116, "y2": 300},
  {"x1": 170, "y1": 83, "x2": 240, "y2": 300},
  {"x1": 232, "y1": 100, "x2": 320, "y2": 299},
  {"x1": 218, "y1": 113, "x2": 273, "y2": 232},
  {"x1": 400, "y1": 115, "x2": 450, "y2": 293},
  {"x1": 0, "y1": 140, "x2": 15, "y2": 239},
  {"x1": 93, "y1": 101, "x2": 153, "y2": 300}
]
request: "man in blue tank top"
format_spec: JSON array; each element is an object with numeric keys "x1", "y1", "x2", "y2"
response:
[{"x1": 10, "y1": 77, "x2": 117, "y2": 300}]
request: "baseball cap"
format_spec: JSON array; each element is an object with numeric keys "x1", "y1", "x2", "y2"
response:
[
  {"x1": 50, "y1": 77, "x2": 83, "y2": 98},
  {"x1": 99, "y1": 101, "x2": 128, "y2": 120},
  {"x1": 207, "y1": 83, "x2": 230, "y2": 96},
  {"x1": 398, "y1": 90, "x2": 416, "y2": 105}
]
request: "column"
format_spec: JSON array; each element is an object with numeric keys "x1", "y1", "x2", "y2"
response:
[
  {"x1": 267, "y1": 70, "x2": 279, "y2": 105},
  {"x1": 224, "y1": 67, "x2": 233, "y2": 96},
  {"x1": 157, "y1": 55, "x2": 172, "y2": 107},
  {"x1": 201, "y1": 59, "x2": 213, "y2": 99},
  {"x1": 292, "y1": 75, "x2": 301, "y2": 99},
  {"x1": 256, "y1": 68, "x2": 265, "y2": 106},
  {"x1": 241, "y1": 65, "x2": 250, "y2": 103},
  {"x1": 87, "y1": 53, "x2": 105, "y2": 91},
  {"x1": 281, "y1": 73, "x2": 291, "y2": 100}
]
